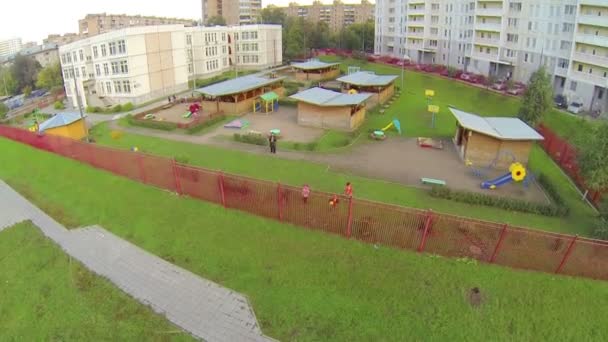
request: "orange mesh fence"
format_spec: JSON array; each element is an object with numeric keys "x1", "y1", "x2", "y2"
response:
[{"x1": 1, "y1": 125, "x2": 608, "y2": 282}]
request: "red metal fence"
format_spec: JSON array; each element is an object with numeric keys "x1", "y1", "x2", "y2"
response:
[
  {"x1": 537, "y1": 124, "x2": 603, "y2": 205},
  {"x1": 1, "y1": 125, "x2": 607, "y2": 282}
]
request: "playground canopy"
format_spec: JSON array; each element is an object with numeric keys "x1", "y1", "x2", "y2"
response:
[
  {"x1": 38, "y1": 112, "x2": 87, "y2": 140},
  {"x1": 290, "y1": 87, "x2": 371, "y2": 131},
  {"x1": 260, "y1": 91, "x2": 279, "y2": 102},
  {"x1": 196, "y1": 75, "x2": 284, "y2": 97},
  {"x1": 291, "y1": 60, "x2": 340, "y2": 81},
  {"x1": 449, "y1": 107, "x2": 544, "y2": 169},
  {"x1": 337, "y1": 71, "x2": 398, "y2": 106}
]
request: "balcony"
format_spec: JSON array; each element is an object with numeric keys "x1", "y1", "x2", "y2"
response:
[
  {"x1": 407, "y1": 21, "x2": 425, "y2": 27},
  {"x1": 554, "y1": 66, "x2": 569, "y2": 77},
  {"x1": 476, "y1": 8, "x2": 503, "y2": 17},
  {"x1": 475, "y1": 23, "x2": 502, "y2": 32},
  {"x1": 475, "y1": 37, "x2": 501, "y2": 46},
  {"x1": 578, "y1": 15, "x2": 608, "y2": 28},
  {"x1": 570, "y1": 70, "x2": 608, "y2": 87},
  {"x1": 580, "y1": 0, "x2": 608, "y2": 5},
  {"x1": 573, "y1": 51, "x2": 608, "y2": 68},
  {"x1": 408, "y1": 31, "x2": 425, "y2": 38},
  {"x1": 408, "y1": 8, "x2": 425, "y2": 16},
  {"x1": 576, "y1": 33, "x2": 608, "y2": 48},
  {"x1": 471, "y1": 50, "x2": 500, "y2": 61}
]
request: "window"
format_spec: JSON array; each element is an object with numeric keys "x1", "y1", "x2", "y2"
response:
[
  {"x1": 186, "y1": 35, "x2": 192, "y2": 45},
  {"x1": 93, "y1": 47, "x2": 98, "y2": 58},
  {"x1": 188, "y1": 63, "x2": 193, "y2": 73},
  {"x1": 106, "y1": 82, "x2": 112, "y2": 94},
  {"x1": 103, "y1": 63, "x2": 109, "y2": 76},
  {"x1": 101, "y1": 44, "x2": 107, "y2": 57},
  {"x1": 507, "y1": 34, "x2": 518, "y2": 43},
  {"x1": 122, "y1": 80, "x2": 131, "y2": 94},
  {"x1": 81, "y1": 67, "x2": 86, "y2": 78},
  {"x1": 120, "y1": 60, "x2": 128, "y2": 74},
  {"x1": 114, "y1": 80, "x2": 122, "y2": 93},
  {"x1": 111, "y1": 61, "x2": 119, "y2": 74},
  {"x1": 565, "y1": 5, "x2": 575, "y2": 15},
  {"x1": 528, "y1": 22, "x2": 532, "y2": 30},
  {"x1": 222, "y1": 45, "x2": 226, "y2": 54},
  {"x1": 578, "y1": 64, "x2": 583, "y2": 72},
  {"x1": 75, "y1": 67, "x2": 80, "y2": 77},
  {"x1": 118, "y1": 40, "x2": 126, "y2": 54},
  {"x1": 570, "y1": 81, "x2": 577, "y2": 91},
  {"x1": 72, "y1": 51, "x2": 77, "y2": 62},
  {"x1": 562, "y1": 23, "x2": 573, "y2": 32},
  {"x1": 79, "y1": 50, "x2": 84, "y2": 61},
  {"x1": 524, "y1": 53, "x2": 529, "y2": 62},
  {"x1": 109, "y1": 42, "x2": 117, "y2": 55},
  {"x1": 95, "y1": 64, "x2": 101, "y2": 76},
  {"x1": 61, "y1": 54, "x2": 66, "y2": 64}
]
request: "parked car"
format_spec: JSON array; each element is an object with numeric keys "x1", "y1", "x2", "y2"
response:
[
  {"x1": 554, "y1": 95, "x2": 568, "y2": 109},
  {"x1": 567, "y1": 102, "x2": 584, "y2": 114}
]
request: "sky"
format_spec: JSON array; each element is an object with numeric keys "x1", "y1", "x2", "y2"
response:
[{"x1": 1, "y1": 0, "x2": 372, "y2": 43}]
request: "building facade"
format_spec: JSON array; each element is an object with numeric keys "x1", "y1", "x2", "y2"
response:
[
  {"x1": 79, "y1": 13, "x2": 196, "y2": 37},
  {"x1": 44, "y1": 33, "x2": 82, "y2": 46},
  {"x1": 19, "y1": 43, "x2": 60, "y2": 68},
  {"x1": 374, "y1": 0, "x2": 608, "y2": 114},
  {"x1": 59, "y1": 24, "x2": 282, "y2": 109},
  {"x1": 280, "y1": 0, "x2": 374, "y2": 31},
  {"x1": 202, "y1": 0, "x2": 262, "y2": 26},
  {"x1": 0, "y1": 38, "x2": 23, "y2": 58}
]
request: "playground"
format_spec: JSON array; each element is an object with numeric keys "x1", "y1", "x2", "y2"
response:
[{"x1": 139, "y1": 101, "x2": 209, "y2": 125}]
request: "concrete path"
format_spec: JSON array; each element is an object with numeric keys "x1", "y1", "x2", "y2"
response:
[{"x1": 0, "y1": 181, "x2": 273, "y2": 342}]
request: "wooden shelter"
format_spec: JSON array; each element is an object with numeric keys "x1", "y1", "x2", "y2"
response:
[
  {"x1": 290, "y1": 87, "x2": 371, "y2": 131},
  {"x1": 449, "y1": 108, "x2": 544, "y2": 169},
  {"x1": 38, "y1": 112, "x2": 87, "y2": 140},
  {"x1": 337, "y1": 71, "x2": 398, "y2": 107},
  {"x1": 196, "y1": 75, "x2": 285, "y2": 115},
  {"x1": 291, "y1": 60, "x2": 340, "y2": 81}
]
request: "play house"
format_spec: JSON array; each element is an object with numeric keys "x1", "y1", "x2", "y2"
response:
[
  {"x1": 196, "y1": 75, "x2": 284, "y2": 115},
  {"x1": 38, "y1": 112, "x2": 87, "y2": 140},
  {"x1": 290, "y1": 87, "x2": 371, "y2": 131},
  {"x1": 253, "y1": 91, "x2": 279, "y2": 113},
  {"x1": 449, "y1": 107, "x2": 544, "y2": 169},
  {"x1": 337, "y1": 71, "x2": 398, "y2": 107},
  {"x1": 291, "y1": 60, "x2": 341, "y2": 81}
]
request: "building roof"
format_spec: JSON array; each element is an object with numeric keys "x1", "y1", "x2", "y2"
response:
[
  {"x1": 291, "y1": 60, "x2": 340, "y2": 71},
  {"x1": 289, "y1": 87, "x2": 371, "y2": 106},
  {"x1": 39, "y1": 112, "x2": 85, "y2": 132},
  {"x1": 337, "y1": 71, "x2": 398, "y2": 86},
  {"x1": 449, "y1": 107, "x2": 544, "y2": 141},
  {"x1": 19, "y1": 43, "x2": 58, "y2": 56},
  {"x1": 195, "y1": 75, "x2": 284, "y2": 97}
]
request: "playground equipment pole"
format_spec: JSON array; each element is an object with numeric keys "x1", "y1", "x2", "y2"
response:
[{"x1": 71, "y1": 66, "x2": 89, "y2": 142}]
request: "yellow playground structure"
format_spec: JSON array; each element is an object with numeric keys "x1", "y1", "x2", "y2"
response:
[{"x1": 253, "y1": 91, "x2": 280, "y2": 114}]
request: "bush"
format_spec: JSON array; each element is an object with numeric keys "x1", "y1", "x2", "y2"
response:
[
  {"x1": 233, "y1": 132, "x2": 267, "y2": 146},
  {"x1": 536, "y1": 174, "x2": 568, "y2": 210},
  {"x1": 53, "y1": 101, "x2": 65, "y2": 110},
  {"x1": 447, "y1": 66, "x2": 458, "y2": 78},
  {"x1": 429, "y1": 186, "x2": 569, "y2": 217},
  {"x1": 0, "y1": 102, "x2": 8, "y2": 119},
  {"x1": 122, "y1": 102, "x2": 134, "y2": 111},
  {"x1": 86, "y1": 106, "x2": 99, "y2": 113},
  {"x1": 278, "y1": 98, "x2": 297, "y2": 107},
  {"x1": 127, "y1": 114, "x2": 178, "y2": 131},
  {"x1": 186, "y1": 115, "x2": 225, "y2": 134},
  {"x1": 112, "y1": 104, "x2": 123, "y2": 113}
]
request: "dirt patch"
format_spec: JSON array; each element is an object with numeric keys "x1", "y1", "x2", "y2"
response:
[{"x1": 468, "y1": 287, "x2": 484, "y2": 308}]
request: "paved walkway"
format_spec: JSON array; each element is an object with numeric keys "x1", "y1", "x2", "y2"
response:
[{"x1": 0, "y1": 181, "x2": 273, "y2": 342}]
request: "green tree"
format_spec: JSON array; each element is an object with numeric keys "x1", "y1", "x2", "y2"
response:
[
  {"x1": 0, "y1": 66, "x2": 18, "y2": 96},
  {"x1": 260, "y1": 5, "x2": 286, "y2": 25},
  {"x1": 343, "y1": 20, "x2": 375, "y2": 52},
  {"x1": 518, "y1": 67, "x2": 553, "y2": 126},
  {"x1": 577, "y1": 123, "x2": 608, "y2": 192},
  {"x1": 284, "y1": 18, "x2": 305, "y2": 60},
  {"x1": 308, "y1": 21, "x2": 331, "y2": 49},
  {"x1": 36, "y1": 62, "x2": 63, "y2": 90},
  {"x1": 0, "y1": 102, "x2": 8, "y2": 120},
  {"x1": 23, "y1": 85, "x2": 32, "y2": 98},
  {"x1": 206, "y1": 16, "x2": 226, "y2": 26},
  {"x1": 10, "y1": 55, "x2": 41, "y2": 93}
]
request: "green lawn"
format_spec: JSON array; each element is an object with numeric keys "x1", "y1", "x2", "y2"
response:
[
  {"x1": 0, "y1": 221, "x2": 192, "y2": 341},
  {"x1": 90, "y1": 122, "x2": 597, "y2": 236},
  {"x1": 2, "y1": 137, "x2": 608, "y2": 341}
]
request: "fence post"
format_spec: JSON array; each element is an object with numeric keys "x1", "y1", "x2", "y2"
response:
[
  {"x1": 346, "y1": 196, "x2": 353, "y2": 238},
  {"x1": 417, "y1": 210, "x2": 433, "y2": 252},
  {"x1": 555, "y1": 235, "x2": 578, "y2": 274},
  {"x1": 218, "y1": 172, "x2": 226, "y2": 208},
  {"x1": 489, "y1": 224, "x2": 508, "y2": 263},
  {"x1": 137, "y1": 154, "x2": 147, "y2": 184},
  {"x1": 172, "y1": 159, "x2": 182, "y2": 195},
  {"x1": 277, "y1": 182, "x2": 283, "y2": 221}
]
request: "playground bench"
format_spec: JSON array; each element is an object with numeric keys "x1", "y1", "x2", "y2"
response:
[{"x1": 421, "y1": 178, "x2": 446, "y2": 186}]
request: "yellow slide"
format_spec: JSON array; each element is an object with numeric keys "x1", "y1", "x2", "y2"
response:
[{"x1": 381, "y1": 122, "x2": 394, "y2": 131}]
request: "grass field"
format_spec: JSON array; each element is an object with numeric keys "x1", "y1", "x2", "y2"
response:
[
  {"x1": 90, "y1": 122, "x2": 597, "y2": 236},
  {"x1": 1, "y1": 137, "x2": 608, "y2": 341},
  {"x1": 0, "y1": 221, "x2": 192, "y2": 341}
]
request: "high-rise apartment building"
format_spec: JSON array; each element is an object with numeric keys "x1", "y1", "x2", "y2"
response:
[
  {"x1": 44, "y1": 33, "x2": 82, "y2": 46},
  {"x1": 202, "y1": 0, "x2": 262, "y2": 26},
  {"x1": 59, "y1": 24, "x2": 282, "y2": 109},
  {"x1": 79, "y1": 13, "x2": 196, "y2": 37},
  {"x1": 0, "y1": 38, "x2": 23, "y2": 58},
  {"x1": 375, "y1": 0, "x2": 608, "y2": 114},
  {"x1": 279, "y1": 0, "x2": 375, "y2": 31}
]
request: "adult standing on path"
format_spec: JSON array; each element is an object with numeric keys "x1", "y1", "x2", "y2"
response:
[{"x1": 268, "y1": 133, "x2": 277, "y2": 154}]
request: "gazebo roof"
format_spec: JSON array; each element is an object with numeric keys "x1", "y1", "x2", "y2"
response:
[
  {"x1": 337, "y1": 71, "x2": 398, "y2": 86},
  {"x1": 196, "y1": 75, "x2": 284, "y2": 97},
  {"x1": 449, "y1": 107, "x2": 544, "y2": 141},
  {"x1": 290, "y1": 87, "x2": 371, "y2": 106},
  {"x1": 291, "y1": 60, "x2": 340, "y2": 71}
]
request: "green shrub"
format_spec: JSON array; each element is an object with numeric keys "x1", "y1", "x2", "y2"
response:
[
  {"x1": 186, "y1": 115, "x2": 225, "y2": 134},
  {"x1": 53, "y1": 101, "x2": 65, "y2": 110},
  {"x1": 122, "y1": 102, "x2": 134, "y2": 111},
  {"x1": 429, "y1": 186, "x2": 569, "y2": 217},
  {"x1": 86, "y1": 106, "x2": 99, "y2": 113},
  {"x1": 305, "y1": 142, "x2": 317, "y2": 151},
  {"x1": 447, "y1": 66, "x2": 458, "y2": 78},
  {"x1": 127, "y1": 115, "x2": 177, "y2": 131},
  {"x1": 174, "y1": 155, "x2": 190, "y2": 164},
  {"x1": 112, "y1": 104, "x2": 123, "y2": 113},
  {"x1": 537, "y1": 174, "x2": 567, "y2": 208},
  {"x1": 292, "y1": 142, "x2": 301, "y2": 150},
  {"x1": 278, "y1": 98, "x2": 297, "y2": 107},
  {"x1": 233, "y1": 133, "x2": 267, "y2": 146}
]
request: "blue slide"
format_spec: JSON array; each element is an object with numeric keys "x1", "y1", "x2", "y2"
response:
[{"x1": 481, "y1": 172, "x2": 513, "y2": 189}]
